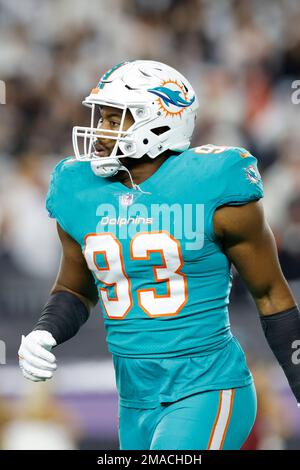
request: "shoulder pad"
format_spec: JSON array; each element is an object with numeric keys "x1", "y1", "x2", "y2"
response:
[
  {"x1": 45, "y1": 157, "x2": 78, "y2": 233},
  {"x1": 191, "y1": 144, "x2": 264, "y2": 206}
]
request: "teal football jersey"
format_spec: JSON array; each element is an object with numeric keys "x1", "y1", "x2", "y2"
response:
[
  {"x1": 46, "y1": 144, "x2": 263, "y2": 358},
  {"x1": 46, "y1": 145, "x2": 263, "y2": 406}
]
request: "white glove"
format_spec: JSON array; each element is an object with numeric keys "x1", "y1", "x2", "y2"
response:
[{"x1": 18, "y1": 330, "x2": 57, "y2": 382}]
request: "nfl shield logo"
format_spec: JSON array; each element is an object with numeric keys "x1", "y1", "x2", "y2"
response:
[{"x1": 120, "y1": 193, "x2": 134, "y2": 206}]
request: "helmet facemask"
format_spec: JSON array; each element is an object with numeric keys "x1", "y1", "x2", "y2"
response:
[
  {"x1": 72, "y1": 102, "x2": 134, "y2": 176},
  {"x1": 72, "y1": 100, "x2": 165, "y2": 177}
]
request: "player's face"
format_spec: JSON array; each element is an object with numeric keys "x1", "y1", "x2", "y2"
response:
[{"x1": 94, "y1": 105, "x2": 134, "y2": 157}]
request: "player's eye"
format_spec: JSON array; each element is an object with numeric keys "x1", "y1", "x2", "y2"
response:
[{"x1": 110, "y1": 120, "x2": 120, "y2": 128}]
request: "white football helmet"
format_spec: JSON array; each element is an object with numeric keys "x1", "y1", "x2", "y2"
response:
[{"x1": 72, "y1": 60, "x2": 198, "y2": 177}]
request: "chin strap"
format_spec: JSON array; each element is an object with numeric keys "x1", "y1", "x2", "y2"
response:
[
  {"x1": 90, "y1": 158, "x2": 152, "y2": 194},
  {"x1": 119, "y1": 165, "x2": 152, "y2": 195}
]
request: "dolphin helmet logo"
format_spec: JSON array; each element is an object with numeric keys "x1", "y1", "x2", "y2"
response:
[
  {"x1": 148, "y1": 79, "x2": 195, "y2": 117},
  {"x1": 149, "y1": 87, "x2": 195, "y2": 108}
]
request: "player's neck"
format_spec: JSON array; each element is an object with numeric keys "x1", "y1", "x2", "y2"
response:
[{"x1": 114, "y1": 152, "x2": 170, "y2": 188}]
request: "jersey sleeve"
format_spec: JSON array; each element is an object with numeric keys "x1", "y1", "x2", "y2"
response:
[
  {"x1": 45, "y1": 158, "x2": 73, "y2": 234},
  {"x1": 202, "y1": 146, "x2": 264, "y2": 242},
  {"x1": 214, "y1": 147, "x2": 264, "y2": 207}
]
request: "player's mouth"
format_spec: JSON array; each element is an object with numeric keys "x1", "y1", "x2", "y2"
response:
[{"x1": 94, "y1": 142, "x2": 111, "y2": 158}]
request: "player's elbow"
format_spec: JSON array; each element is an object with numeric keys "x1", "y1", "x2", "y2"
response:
[{"x1": 253, "y1": 277, "x2": 296, "y2": 315}]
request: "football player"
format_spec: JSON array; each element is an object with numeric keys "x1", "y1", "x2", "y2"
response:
[{"x1": 19, "y1": 60, "x2": 300, "y2": 450}]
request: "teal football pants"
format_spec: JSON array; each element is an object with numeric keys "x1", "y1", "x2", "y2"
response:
[{"x1": 118, "y1": 382, "x2": 257, "y2": 450}]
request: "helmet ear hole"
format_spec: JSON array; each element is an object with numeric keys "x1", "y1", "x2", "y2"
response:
[{"x1": 143, "y1": 138, "x2": 149, "y2": 145}]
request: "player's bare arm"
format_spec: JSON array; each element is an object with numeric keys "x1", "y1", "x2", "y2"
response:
[
  {"x1": 214, "y1": 200, "x2": 296, "y2": 314},
  {"x1": 18, "y1": 223, "x2": 99, "y2": 382},
  {"x1": 53, "y1": 222, "x2": 99, "y2": 311},
  {"x1": 214, "y1": 200, "x2": 300, "y2": 404}
]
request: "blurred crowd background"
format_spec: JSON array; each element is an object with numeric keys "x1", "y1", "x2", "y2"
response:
[{"x1": 0, "y1": 0, "x2": 300, "y2": 450}]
